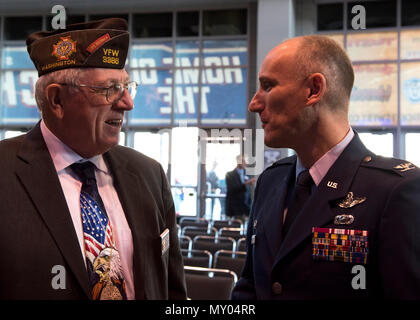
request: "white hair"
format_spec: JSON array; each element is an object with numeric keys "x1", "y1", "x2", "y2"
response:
[{"x1": 34, "y1": 68, "x2": 92, "y2": 113}]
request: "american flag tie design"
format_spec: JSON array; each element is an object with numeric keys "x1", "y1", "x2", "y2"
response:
[{"x1": 71, "y1": 161, "x2": 127, "y2": 300}]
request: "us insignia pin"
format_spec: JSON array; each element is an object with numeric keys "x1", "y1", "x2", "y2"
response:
[
  {"x1": 338, "y1": 192, "x2": 366, "y2": 208},
  {"x1": 334, "y1": 214, "x2": 354, "y2": 225},
  {"x1": 393, "y1": 162, "x2": 416, "y2": 172}
]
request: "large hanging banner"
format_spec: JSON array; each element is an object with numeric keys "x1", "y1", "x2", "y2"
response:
[
  {"x1": 1, "y1": 46, "x2": 40, "y2": 125},
  {"x1": 346, "y1": 31, "x2": 397, "y2": 61},
  {"x1": 401, "y1": 62, "x2": 420, "y2": 125},
  {"x1": 129, "y1": 40, "x2": 248, "y2": 127},
  {"x1": 1, "y1": 40, "x2": 248, "y2": 127},
  {"x1": 349, "y1": 63, "x2": 397, "y2": 126},
  {"x1": 400, "y1": 29, "x2": 420, "y2": 60}
]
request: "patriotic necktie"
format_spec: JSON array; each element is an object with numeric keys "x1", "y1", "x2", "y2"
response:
[
  {"x1": 71, "y1": 161, "x2": 127, "y2": 300},
  {"x1": 282, "y1": 170, "x2": 314, "y2": 238}
]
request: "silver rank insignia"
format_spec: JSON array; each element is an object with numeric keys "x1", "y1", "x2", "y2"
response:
[
  {"x1": 393, "y1": 162, "x2": 416, "y2": 172},
  {"x1": 334, "y1": 214, "x2": 355, "y2": 225},
  {"x1": 338, "y1": 192, "x2": 366, "y2": 208}
]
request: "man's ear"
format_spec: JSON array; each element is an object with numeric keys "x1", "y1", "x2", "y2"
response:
[
  {"x1": 45, "y1": 84, "x2": 65, "y2": 119},
  {"x1": 306, "y1": 73, "x2": 326, "y2": 106}
]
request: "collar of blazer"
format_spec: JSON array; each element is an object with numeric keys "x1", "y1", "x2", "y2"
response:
[{"x1": 16, "y1": 122, "x2": 92, "y2": 298}]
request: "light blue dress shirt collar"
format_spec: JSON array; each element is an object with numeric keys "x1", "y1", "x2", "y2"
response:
[{"x1": 296, "y1": 128, "x2": 354, "y2": 186}]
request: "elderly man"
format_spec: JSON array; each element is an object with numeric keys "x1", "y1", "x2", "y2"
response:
[
  {"x1": 232, "y1": 35, "x2": 420, "y2": 299},
  {"x1": 0, "y1": 18, "x2": 186, "y2": 300}
]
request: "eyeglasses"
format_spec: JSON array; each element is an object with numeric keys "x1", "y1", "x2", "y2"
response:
[{"x1": 60, "y1": 81, "x2": 138, "y2": 104}]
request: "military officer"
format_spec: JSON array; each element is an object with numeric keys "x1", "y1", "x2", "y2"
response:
[{"x1": 231, "y1": 35, "x2": 420, "y2": 299}]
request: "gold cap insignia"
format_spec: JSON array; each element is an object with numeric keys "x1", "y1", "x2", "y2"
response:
[
  {"x1": 52, "y1": 36, "x2": 77, "y2": 61},
  {"x1": 338, "y1": 192, "x2": 366, "y2": 208}
]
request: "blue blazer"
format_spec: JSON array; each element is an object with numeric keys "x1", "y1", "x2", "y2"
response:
[{"x1": 232, "y1": 134, "x2": 420, "y2": 299}]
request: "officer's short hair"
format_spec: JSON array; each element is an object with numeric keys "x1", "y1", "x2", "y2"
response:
[{"x1": 293, "y1": 35, "x2": 354, "y2": 112}]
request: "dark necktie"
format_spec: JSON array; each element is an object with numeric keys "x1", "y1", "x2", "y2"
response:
[
  {"x1": 282, "y1": 170, "x2": 314, "y2": 238},
  {"x1": 71, "y1": 161, "x2": 127, "y2": 300}
]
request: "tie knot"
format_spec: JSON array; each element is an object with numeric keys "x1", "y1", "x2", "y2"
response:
[
  {"x1": 70, "y1": 161, "x2": 96, "y2": 184},
  {"x1": 296, "y1": 170, "x2": 313, "y2": 188}
]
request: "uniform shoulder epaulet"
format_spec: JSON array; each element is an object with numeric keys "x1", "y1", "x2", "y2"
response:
[{"x1": 360, "y1": 154, "x2": 419, "y2": 176}]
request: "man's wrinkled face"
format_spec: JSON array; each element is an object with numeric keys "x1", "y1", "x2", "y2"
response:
[
  {"x1": 60, "y1": 68, "x2": 133, "y2": 157},
  {"x1": 249, "y1": 40, "x2": 310, "y2": 149}
]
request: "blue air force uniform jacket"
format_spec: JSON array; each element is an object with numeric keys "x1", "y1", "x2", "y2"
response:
[{"x1": 231, "y1": 134, "x2": 420, "y2": 299}]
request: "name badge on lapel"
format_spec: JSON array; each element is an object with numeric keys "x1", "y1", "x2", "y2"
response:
[
  {"x1": 312, "y1": 227, "x2": 369, "y2": 264},
  {"x1": 160, "y1": 228, "x2": 170, "y2": 255}
]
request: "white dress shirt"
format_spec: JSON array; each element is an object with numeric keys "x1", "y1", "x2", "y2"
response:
[{"x1": 40, "y1": 120, "x2": 135, "y2": 299}]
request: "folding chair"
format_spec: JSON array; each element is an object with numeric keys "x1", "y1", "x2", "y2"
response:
[
  {"x1": 178, "y1": 235, "x2": 192, "y2": 250},
  {"x1": 237, "y1": 237, "x2": 247, "y2": 252},
  {"x1": 214, "y1": 250, "x2": 246, "y2": 277},
  {"x1": 179, "y1": 217, "x2": 209, "y2": 229},
  {"x1": 219, "y1": 227, "x2": 245, "y2": 240},
  {"x1": 212, "y1": 219, "x2": 243, "y2": 230},
  {"x1": 182, "y1": 226, "x2": 218, "y2": 239},
  {"x1": 181, "y1": 249, "x2": 213, "y2": 268},
  {"x1": 184, "y1": 266, "x2": 238, "y2": 300},
  {"x1": 192, "y1": 235, "x2": 236, "y2": 255}
]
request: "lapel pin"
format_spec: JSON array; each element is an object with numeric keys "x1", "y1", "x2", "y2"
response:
[
  {"x1": 334, "y1": 214, "x2": 355, "y2": 225},
  {"x1": 338, "y1": 192, "x2": 366, "y2": 208},
  {"x1": 327, "y1": 181, "x2": 338, "y2": 189},
  {"x1": 393, "y1": 162, "x2": 416, "y2": 172}
]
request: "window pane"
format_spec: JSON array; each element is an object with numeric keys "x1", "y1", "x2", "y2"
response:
[
  {"x1": 346, "y1": 31, "x2": 397, "y2": 61},
  {"x1": 172, "y1": 186, "x2": 197, "y2": 216},
  {"x1": 133, "y1": 13, "x2": 172, "y2": 38},
  {"x1": 203, "y1": 9, "x2": 247, "y2": 36},
  {"x1": 171, "y1": 127, "x2": 199, "y2": 186},
  {"x1": 201, "y1": 40, "x2": 248, "y2": 126},
  {"x1": 201, "y1": 68, "x2": 247, "y2": 126},
  {"x1": 400, "y1": 29, "x2": 420, "y2": 60},
  {"x1": 405, "y1": 133, "x2": 420, "y2": 166},
  {"x1": 129, "y1": 69, "x2": 172, "y2": 126},
  {"x1": 0, "y1": 71, "x2": 40, "y2": 125},
  {"x1": 347, "y1": 1, "x2": 396, "y2": 29},
  {"x1": 4, "y1": 16, "x2": 42, "y2": 40},
  {"x1": 175, "y1": 40, "x2": 199, "y2": 65},
  {"x1": 317, "y1": 3, "x2": 343, "y2": 31},
  {"x1": 119, "y1": 132, "x2": 126, "y2": 146},
  {"x1": 401, "y1": 62, "x2": 420, "y2": 125},
  {"x1": 402, "y1": 0, "x2": 420, "y2": 26},
  {"x1": 5, "y1": 130, "x2": 25, "y2": 139},
  {"x1": 349, "y1": 64, "x2": 397, "y2": 126},
  {"x1": 174, "y1": 69, "x2": 199, "y2": 126},
  {"x1": 204, "y1": 140, "x2": 241, "y2": 220},
  {"x1": 171, "y1": 127, "x2": 199, "y2": 216},
  {"x1": 130, "y1": 42, "x2": 173, "y2": 68},
  {"x1": 177, "y1": 11, "x2": 199, "y2": 36},
  {"x1": 133, "y1": 131, "x2": 169, "y2": 173},
  {"x1": 358, "y1": 132, "x2": 393, "y2": 157},
  {"x1": 1, "y1": 45, "x2": 34, "y2": 69},
  {"x1": 202, "y1": 40, "x2": 247, "y2": 66}
]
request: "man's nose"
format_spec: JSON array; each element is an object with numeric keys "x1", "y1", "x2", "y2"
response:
[
  {"x1": 248, "y1": 91, "x2": 264, "y2": 113},
  {"x1": 113, "y1": 87, "x2": 134, "y2": 111}
]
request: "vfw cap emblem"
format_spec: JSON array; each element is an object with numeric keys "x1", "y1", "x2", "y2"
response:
[{"x1": 52, "y1": 36, "x2": 77, "y2": 61}]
